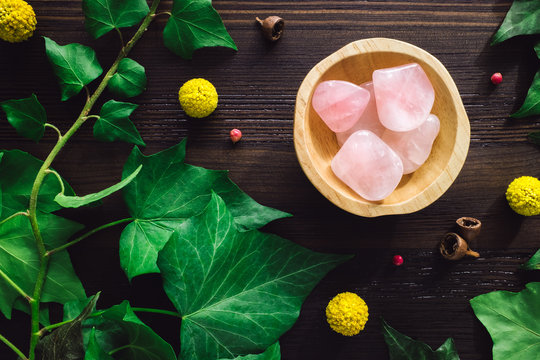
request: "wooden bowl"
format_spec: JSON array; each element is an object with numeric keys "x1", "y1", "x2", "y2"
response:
[{"x1": 294, "y1": 38, "x2": 470, "y2": 217}]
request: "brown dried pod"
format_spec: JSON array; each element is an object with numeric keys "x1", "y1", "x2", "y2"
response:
[
  {"x1": 440, "y1": 232, "x2": 480, "y2": 261},
  {"x1": 456, "y1": 216, "x2": 482, "y2": 241},
  {"x1": 256, "y1": 16, "x2": 284, "y2": 41}
]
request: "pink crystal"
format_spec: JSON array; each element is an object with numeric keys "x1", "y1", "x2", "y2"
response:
[
  {"x1": 331, "y1": 130, "x2": 403, "y2": 201},
  {"x1": 382, "y1": 114, "x2": 440, "y2": 174},
  {"x1": 311, "y1": 80, "x2": 371, "y2": 132},
  {"x1": 335, "y1": 82, "x2": 386, "y2": 146},
  {"x1": 373, "y1": 63, "x2": 435, "y2": 132}
]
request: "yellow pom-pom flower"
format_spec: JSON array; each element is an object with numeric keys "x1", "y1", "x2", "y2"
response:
[
  {"x1": 178, "y1": 78, "x2": 218, "y2": 118},
  {"x1": 506, "y1": 176, "x2": 540, "y2": 216},
  {"x1": 326, "y1": 292, "x2": 369, "y2": 336},
  {"x1": 0, "y1": 0, "x2": 36, "y2": 43}
]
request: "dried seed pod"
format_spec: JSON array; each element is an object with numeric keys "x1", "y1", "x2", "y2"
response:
[
  {"x1": 440, "y1": 233, "x2": 480, "y2": 261},
  {"x1": 256, "y1": 16, "x2": 284, "y2": 41},
  {"x1": 456, "y1": 217, "x2": 482, "y2": 241}
]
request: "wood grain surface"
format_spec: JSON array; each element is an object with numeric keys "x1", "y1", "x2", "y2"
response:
[{"x1": 1, "y1": 1, "x2": 540, "y2": 359}]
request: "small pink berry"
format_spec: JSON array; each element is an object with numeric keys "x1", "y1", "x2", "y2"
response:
[
  {"x1": 230, "y1": 129, "x2": 242, "y2": 143},
  {"x1": 491, "y1": 72, "x2": 502, "y2": 85},
  {"x1": 392, "y1": 255, "x2": 404, "y2": 266}
]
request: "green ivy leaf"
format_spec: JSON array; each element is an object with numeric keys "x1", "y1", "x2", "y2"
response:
[
  {"x1": 0, "y1": 150, "x2": 75, "y2": 220},
  {"x1": 93, "y1": 100, "x2": 145, "y2": 146},
  {"x1": 0, "y1": 94, "x2": 47, "y2": 142},
  {"x1": 0, "y1": 213, "x2": 86, "y2": 319},
  {"x1": 119, "y1": 139, "x2": 291, "y2": 280},
  {"x1": 470, "y1": 282, "x2": 540, "y2": 360},
  {"x1": 163, "y1": 0, "x2": 237, "y2": 59},
  {"x1": 382, "y1": 318, "x2": 460, "y2": 360},
  {"x1": 84, "y1": 328, "x2": 114, "y2": 360},
  {"x1": 521, "y1": 249, "x2": 540, "y2": 270},
  {"x1": 157, "y1": 193, "x2": 350, "y2": 360},
  {"x1": 529, "y1": 131, "x2": 540, "y2": 145},
  {"x1": 491, "y1": 0, "x2": 540, "y2": 45},
  {"x1": 218, "y1": 343, "x2": 281, "y2": 360},
  {"x1": 44, "y1": 37, "x2": 103, "y2": 101},
  {"x1": 82, "y1": 301, "x2": 176, "y2": 360},
  {"x1": 512, "y1": 69, "x2": 540, "y2": 118},
  {"x1": 82, "y1": 0, "x2": 149, "y2": 39},
  {"x1": 108, "y1": 58, "x2": 147, "y2": 98},
  {"x1": 55, "y1": 165, "x2": 142, "y2": 209}
]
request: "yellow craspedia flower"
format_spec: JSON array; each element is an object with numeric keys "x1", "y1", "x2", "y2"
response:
[
  {"x1": 0, "y1": 0, "x2": 36, "y2": 43},
  {"x1": 506, "y1": 176, "x2": 540, "y2": 216},
  {"x1": 178, "y1": 78, "x2": 218, "y2": 118},
  {"x1": 326, "y1": 292, "x2": 368, "y2": 336}
]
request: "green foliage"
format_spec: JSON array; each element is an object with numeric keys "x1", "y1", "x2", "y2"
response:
[
  {"x1": 55, "y1": 165, "x2": 142, "y2": 209},
  {"x1": 83, "y1": 301, "x2": 176, "y2": 359},
  {"x1": 0, "y1": 213, "x2": 85, "y2": 319},
  {"x1": 82, "y1": 0, "x2": 149, "y2": 39},
  {"x1": 470, "y1": 282, "x2": 540, "y2": 360},
  {"x1": 108, "y1": 58, "x2": 147, "y2": 98},
  {"x1": 381, "y1": 319, "x2": 460, "y2": 360},
  {"x1": 511, "y1": 69, "x2": 540, "y2": 118},
  {"x1": 163, "y1": 0, "x2": 237, "y2": 59},
  {"x1": 13, "y1": 298, "x2": 51, "y2": 326},
  {"x1": 158, "y1": 193, "x2": 350, "y2": 360},
  {"x1": 37, "y1": 294, "x2": 99, "y2": 360},
  {"x1": 84, "y1": 328, "x2": 114, "y2": 360},
  {"x1": 93, "y1": 100, "x2": 145, "y2": 146},
  {"x1": 0, "y1": 94, "x2": 46, "y2": 142},
  {"x1": 0, "y1": 149, "x2": 74, "y2": 220},
  {"x1": 529, "y1": 131, "x2": 540, "y2": 145},
  {"x1": 218, "y1": 343, "x2": 281, "y2": 360},
  {"x1": 119, "y1": 139, "x2": 291, "y2": 280},
  {"x1": 44, "y1": 37, "x2": 103, "y2": 101},
  {"x1": 492, "y1": 0, "x2": 540, "y2": 45},
  {"x1": 521, "y1": 249, "x2": 540, "y2": 270}
]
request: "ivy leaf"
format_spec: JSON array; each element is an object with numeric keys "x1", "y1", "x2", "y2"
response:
[
  {"x1": 93, "y1": 100, "x2": 145, "y2": 146},
  {"x1": 55, "y1": 165, "x2": 142, "y2": 209},
  {"x1": 470, "y1": 282, "x2": 540, "y2": 360},
  {"x1": 382, "y1": 318, "x2": 460, "y2": 360},
  {"x1": 37, "y1": 294, "x2": 99, "y2": 360},
  {"x1": 82, "y1": 301, "x2": 176, "y2": 360},
  {"x1": 108, "y1": 58, "x2": 147, "y2": 98},
  {"x1": 0, "y1": 213, "x2": 86, "y2": 319},
  {"x1": 157, "y1": 193, "x2": 351, "y2": 360},
  {"x1": 511, "y1": 69, "x2": 540, "y2": 118},
  {"x1": 82, "y1": 0, "x2": 149, "y2": 39},
  {"x1": 84, "y1": 328, "x2": 114, "y2": 360},
  {"x1": 44, "y1": 37, "x2": 103, "y2": 101},
  {"x1": 0, "y1": 149, "x2": 75, "y2": 220},
  {"x1": 528, "y1": 131, "x2": 540, "y2": 145},
  {"x1": 119, "y1": 139, "x2": 291, "y2": 280},
  {"x1": 491, "y1": 0, "x2": 540, "y2": 45},
  {"x1": 217, "y1": 343, "x2": 281, "y2": 360},
  {"x1": 163, "y1": 0, "x2": 237, "y2": 59},
  {"x1": 0, "y1": 94, "x2": 47, "y2": 142},
  {"x1": 521, "y1": 249, "x2": 540, "y2": 270}
]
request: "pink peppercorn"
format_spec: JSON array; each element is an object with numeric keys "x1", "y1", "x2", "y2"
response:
[
  {"x1": 490, "y1": 72, "x2": 502, "y2": 85},
  {"x1": 392, "y1": 255, "x2": 404, "y2": 266},
  {"x1": 230, "y1": 129, "x2": 242, "y2": 143}
]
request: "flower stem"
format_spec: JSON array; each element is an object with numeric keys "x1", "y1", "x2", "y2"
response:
[
  {"x1": 0, "y1": 211, "x2": 29, "y2": 226},
  {"x1": 0, "y1": 268, "x2": 32, "y2": 302},
  {"x1": 45, "y1": 218, "x2": 133, "y2": 257},
  {"x1": 44, "y1": 169, "x2": 65, "y2": 195},
  {"x1": 26, "y1": 1, "x2": 161, "y2": 358},
  {"x1": 44, "y1": 123, "x2": 62, "y2": 140},
  {"x1": 0, "y1": 333, "x2": 28, "y2": 360}
]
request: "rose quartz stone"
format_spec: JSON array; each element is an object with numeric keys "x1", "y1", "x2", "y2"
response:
[
  {"x1": 373, "y1": 63, "x2": 435, "y2": 132},
  {"x1": 335, "y1": 82, "x2": 386, "y2": 146},
  {"x1": 382, "y1": 114, "x2": 440, "y2": 174},
  {"x1": 311, "y1": 80, "x2": 371, "y2": 132},
  {"x1": 331, "y1": 130, "x2": 403, "y2": 201}
]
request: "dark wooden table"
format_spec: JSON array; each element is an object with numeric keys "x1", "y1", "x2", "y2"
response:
[{"x1": 1, "y1": 1, "x2": 540, "y2": 359}]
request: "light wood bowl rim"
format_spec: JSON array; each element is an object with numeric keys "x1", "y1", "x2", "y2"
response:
[{"x1": 294, "y1": 38, "x2": 470, "y2": 217}]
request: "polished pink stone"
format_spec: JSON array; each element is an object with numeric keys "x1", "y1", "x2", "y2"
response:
[
  {"x1": 311, "y1": 80, "x2": 371, "y2": 132},
  {"x1": 331, "y1": 130, "x2": 403, "y2": 201},
  {"x1": 373, "y1": 63, "x2": 435, "y2": 132},
  {"x1": 382, "y1": 114, "x2": 440, "y2": 174},
  {"x1": 335, "y1": 82, "x2": 386, "y2": 146}
]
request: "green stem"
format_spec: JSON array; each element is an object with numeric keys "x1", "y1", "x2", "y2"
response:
[
  {"x1": 109, "y1": 344, "x2": 133, "y2": 355},
  {"x1": 131, "y1": 307, "x2": 181, "y2": 318},
  {"x1": 0, "y1": 268, "x2": 32, "y2": 301},
  {"x1": 44, "y1": 123, "x2": 62, "y2": 140},
  {"x1": 44, "y1": 169, "x2": 65, "y2": 195},
  {"x1": 0, "y1": 211, "x2": 28, "y2": 226},
  {"x1": 45, "y1": 218, "x2": 133, "y2": 257},
  {"x1": 26, "y1": 1, "x2": 161, "y2": 358},
  {"x1": 0, "y1": 333, "x2": 28, "y2": 360}
]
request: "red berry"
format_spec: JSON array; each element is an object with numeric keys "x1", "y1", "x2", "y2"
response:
[
  {"x1": 491, "y1": 72, "x2": 502, "y2": 85},
  {"x1": 230, "y1": 129, "x2": 242, "y2": 143},
  {"x1": 392, "y1": 255, "x2": 404, "y2": 266}
]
